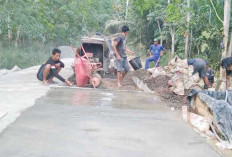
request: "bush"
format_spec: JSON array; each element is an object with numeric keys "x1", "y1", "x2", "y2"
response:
[{"x1": 0, "y1": 44, "x2": 53, "y2": 69}]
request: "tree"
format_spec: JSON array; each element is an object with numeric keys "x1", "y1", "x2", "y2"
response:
[
  {"x1": 184, "y1": 0, "x2": 190, "y2": 58},
  {"x1": 220, "y1": 0, "x2": 231, "y2": 78}
]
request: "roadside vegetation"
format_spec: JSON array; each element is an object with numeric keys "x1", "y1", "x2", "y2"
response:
[{"x1": 0, "y1": 0, "x2": 231, "y2": 78}]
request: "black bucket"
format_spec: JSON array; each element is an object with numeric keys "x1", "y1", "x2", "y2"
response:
[{"x1": 129, "y1": 57, "x2": 142, "y2": 70}]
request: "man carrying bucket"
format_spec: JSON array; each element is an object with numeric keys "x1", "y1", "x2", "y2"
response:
[
  {"x1": 145, "y1": 39, "x2": 164, "y2": 70},
  {"x1": 113, "y1": 25, "x2": 134, "y2": 87}
]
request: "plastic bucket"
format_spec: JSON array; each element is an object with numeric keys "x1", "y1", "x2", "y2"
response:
[
  {"x1": 129, "y1": 57, "x2": 142, "y2": 70},
  {"x1": 135, "y1": 57, "x2": 142, "y2": 68}
]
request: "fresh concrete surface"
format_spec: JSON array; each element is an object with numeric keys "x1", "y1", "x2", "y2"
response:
[
  {"x1": 0, "y1": 58, "x2": 74, "y2": 134},
  {"x1": 0, "y1": 87, "x2": 221, "y2": 157},
  {"x1": 0, "y1": 55, "x2": 223, "y2": 157}
]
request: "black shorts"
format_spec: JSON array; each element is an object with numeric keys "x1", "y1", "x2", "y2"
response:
[{"x1": 37, "y1": 66, "x2": 54, "y2": 81}]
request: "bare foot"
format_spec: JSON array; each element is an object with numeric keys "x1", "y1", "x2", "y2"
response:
[
  {"x1": 117, "y1": 82, "x2": 122, "y2": 87},
  {"x1": 43, "y1": 81, "x2": 48, "y2": 86},
  {"x1": 47, "y1": 80, "x2": 58, "y2": 84}
]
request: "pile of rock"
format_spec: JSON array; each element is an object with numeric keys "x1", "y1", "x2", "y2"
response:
[
  {"x1": 147, "y1": 56, "x2": 205, "y2": 96},
  {"x1": 0, "y1": 65, "x2": 21, "y2": 76}
]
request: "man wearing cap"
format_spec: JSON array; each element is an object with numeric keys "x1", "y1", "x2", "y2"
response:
[{"x1": 145, "y1": 39, "x2": 164, "y2": 70}]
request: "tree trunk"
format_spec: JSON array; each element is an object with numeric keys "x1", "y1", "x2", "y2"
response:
[
  {"x1": 209, "y1": 8, "x2": 212, "y2": 24},
  {"x1": 125, "y1": 0, "x2": 129, "y2": 20},
  {"x1": 189, "y1": 28, "x2": 193, "y2": 57},
  {"x1": 170, "y1": 27, "x2": 175, "y2": 57},
  {"x1": 220, "y1": 0, "x2": 231, "y2": 79},
  {"x1": 7, "y1": 15, "x2": 11, "y2": 46},
  {"x1": 228, "y1": 31, "x2": 232, "y2": 57},
  {"x1": 157, "y1": 20, "x2": 163, "y2": 45},
  {"x1": 197, "y1": 46, "x2": 200, "y2": 54},
  {"x1": 184, "y1": 0, "x2": 190, "y2": 59},
  {"x1": 15, "y1": 26, "x2": 20, "y2": 47},
  {"x1": 168, "y1": 0, "x2": 174, "y2": 58}
]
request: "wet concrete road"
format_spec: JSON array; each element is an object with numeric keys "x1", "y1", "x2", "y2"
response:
[{"x1": 0, "y1": 88, "x2": 221, "y2": 157}]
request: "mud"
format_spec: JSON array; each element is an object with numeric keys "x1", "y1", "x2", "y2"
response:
[
  {"x1": 99, "y1": 78, "x2": 138, "y2": 91},
  {"x1": 144, "y1": 76, "x2": 189, "y2": 109},
  {"x1": 122, "y1": 69, "x2": 148, "y2": 86}
]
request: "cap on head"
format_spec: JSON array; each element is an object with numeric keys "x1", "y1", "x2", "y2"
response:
[{"x1": 154, "y1": 39, "x2": 158, "y2": 42}]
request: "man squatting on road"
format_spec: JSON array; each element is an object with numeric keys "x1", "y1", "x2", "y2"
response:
[
  {"x1": 112, "y1": 25, "x2": 134, "y2": 87},
  {"x1": 37, "y1": 48, "x2": 71, "y2": 86}
]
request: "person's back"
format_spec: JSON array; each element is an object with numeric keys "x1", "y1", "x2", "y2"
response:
[
  {"x1": 187, "y1": 58, "x2": 204, "y2": 65},
  {"x1": 188, "y1": 58, "x2": 209, "y2": 88}
]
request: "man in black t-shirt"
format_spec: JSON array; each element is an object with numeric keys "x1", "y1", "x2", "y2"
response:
[
  {"x1": 37, "y1": 48, "x2": 71, "y2": 86},
  {"x1": 221, "y1": 57, "x2": 232, "y2": 89},
  {"x1": 226, "y1": 66, "x2": 232, "y2": 89},
  {"x1": 204, "y1": 61, "x2": 214, "y2": 89},
  {"x1": 112, "y1": 25, "x2": 134, "y2": 87}
]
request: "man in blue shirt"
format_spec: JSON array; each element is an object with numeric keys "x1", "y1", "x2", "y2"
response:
[{"x1": 145, "y1": 39, "x2": 164, "y2": 69}]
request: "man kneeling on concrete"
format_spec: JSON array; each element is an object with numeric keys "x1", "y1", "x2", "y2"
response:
[
  {"x1": 37, "y1": 48, "x2": 71, "y2": 86},
  {"x1": 188, "y1": 58, "x2": 209, "y2": 89}
]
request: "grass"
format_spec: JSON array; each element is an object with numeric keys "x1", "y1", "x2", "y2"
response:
[{"x1": 0, "y1": 45, "x2": 53, "y2": 70}]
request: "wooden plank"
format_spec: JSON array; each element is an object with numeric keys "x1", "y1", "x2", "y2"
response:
[
  {"x1": 194, "y1": 95, "x2": 217, "y2": 128},
  {"x1": 215, "y1": 79, "x2": 222, "y2": 91}
]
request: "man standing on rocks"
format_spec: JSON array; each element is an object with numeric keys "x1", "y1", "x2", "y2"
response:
[
  {"x1": 113, "y1": 25, "x2": 134, "y2": 87},
  {"x1": 37, "y1": 48, "x2": 71, "y2": 86},
  {"x1": 188, "y1": 58, "x2": 209, "y2": 89},
  {"x1": 145, "y1": 39, "x2": 164, "y2": 70}
]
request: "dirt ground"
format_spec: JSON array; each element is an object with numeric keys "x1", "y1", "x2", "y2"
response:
[
  {"x1": 99, "y1": 78, "x2": 138, "y2": 91},
  {"x1": 122, "y1": 69, "x2": 149, "y2": 86},
  {"x1": 144, "y1": 75, "x2": 189, "y2": 109},
  {"x1": 104, "y1": 70, "x2": 189, "y2": 109}
]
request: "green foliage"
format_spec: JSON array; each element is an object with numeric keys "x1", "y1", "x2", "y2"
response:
[
  {"x1": 0, "y1": 44, "x2": 52, "y2": 69},
  {"x1": 0, "y1": 0, "x2": 114, "y2": 45},
  {"x1": 0, "y1": 0, "x2": 228, "y2": 73},
  {"x1": 0, "y1": 0, "x2": 115, "y2": 69},
  {"x1": 125, "y1": 0, "x2": 226, "y2": 74}
]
